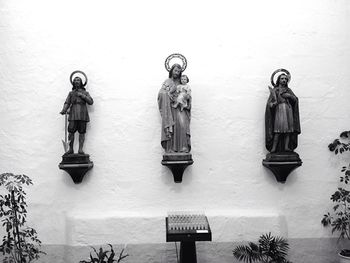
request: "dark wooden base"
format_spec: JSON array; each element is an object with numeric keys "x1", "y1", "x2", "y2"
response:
[
  {"x1": 262, "y1": 152, "x2": 302, "y2": 183},
  {"x1": 59, "y1": 154, "x2": 93, "y2": 184},
  {"x1": 162, "y1": 153, "x2": 193, "y2": 183}
]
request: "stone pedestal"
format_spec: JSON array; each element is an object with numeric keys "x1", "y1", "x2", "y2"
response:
[
  {"x1": 262, "y1": 152, "x2": 302, "y2": 183},
  {"x1": 59, "y1": 154, "x2": 93, "y2": 184},
  {"x1": 162, "y1": 153, "x2": 193, "y2": 183}
]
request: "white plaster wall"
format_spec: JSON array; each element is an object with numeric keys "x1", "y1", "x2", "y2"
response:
[{"x1": 0, "y1": 0, "x2": 350, "y2": 246}]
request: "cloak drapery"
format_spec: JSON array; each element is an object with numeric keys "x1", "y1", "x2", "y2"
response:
[
  {"x1": 265, "y1": 87, "x2": 300, "y2": 152},
  {"x1": 158, "y1": 78, "x2": 191, "y2": 153}
]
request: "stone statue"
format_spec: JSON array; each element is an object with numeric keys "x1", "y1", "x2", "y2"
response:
[
  {"x1": 158, "y1": 55, "x2": 191, "y2": 154},
  {"x1": 265, "y1": 69, "x2": 300, "y2": 153},
  {"x1": 59, "y1": 71, "x2": 93, "y2": 184},
  {"x1": 60, "y1": 71, "x2": 93, "y2": 154},
  {"x1": 263, "y1": 69, "x2": 302, "y2": 183},
  {"x1": 158, "y1": 54, "x2": 193, "y2": 182}
]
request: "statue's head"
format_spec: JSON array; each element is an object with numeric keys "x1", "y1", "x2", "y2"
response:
[
  {"x1": 169, "y1": 64, "x2": 182, "y2": 79},
  {"x1": 276, "y1": 73, "x2": 289, "y2": 87},
  {"x1": 72, "y1": 77, "x2": 83, "y2": 90}
]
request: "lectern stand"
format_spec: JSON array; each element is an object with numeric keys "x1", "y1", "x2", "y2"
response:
[{"x1": 166, "y1": 213, "x2": 212, "y2": 263}]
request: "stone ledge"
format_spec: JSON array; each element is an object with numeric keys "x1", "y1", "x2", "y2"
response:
[{"x1": 65, "y1": 210, "x2": 285, "y2": 245}]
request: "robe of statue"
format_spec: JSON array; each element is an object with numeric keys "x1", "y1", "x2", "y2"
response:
[
  {"x1": 265, "y1": 86, "x2": 300, "y2": 152},
  {"x1": 158, "y1": 78, "x2": 191, "y2": 153}
]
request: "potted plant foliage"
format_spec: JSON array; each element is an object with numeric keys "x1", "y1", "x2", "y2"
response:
[
  {"x1": 322, "y1": 131, "x2": 350, "y2": 262},
  {"x1": 0, "y1": 173, "x2": 45, "y2": 263},
  {"x1": 233, "y1": 232, "x2": 292, "y2": 263},
  {"x1": 79, "y1": 244, "x2": 128, "y2": 263}
]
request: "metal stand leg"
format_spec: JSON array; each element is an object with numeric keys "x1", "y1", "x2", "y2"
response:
[{"x1": 180, "y1": 241, "x2": 197, "y2": 263}]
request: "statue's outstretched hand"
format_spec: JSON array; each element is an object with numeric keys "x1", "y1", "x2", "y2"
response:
[{"x1": 60, "y1": 110, "x2": 66, "y2": 115}]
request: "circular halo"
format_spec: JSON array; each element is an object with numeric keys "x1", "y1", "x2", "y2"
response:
[
  {"x1": 270, "y1": 68, "x2": 291, "y2": 87},
  {"x1": 70, "y1": 70, "x2": 88, "y2": 86},
  {"x1": 164, "y1": 53, "x2": 187, "y2": 72}
]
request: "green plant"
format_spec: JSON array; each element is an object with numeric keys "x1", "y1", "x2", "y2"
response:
[
  {"x1": 79, "y1": 244, "x2": 128, "y2": 263},
  {"x1": 322, "y1": 131, "x2": 350, "y2": 257},
  {"x1": 233, "y1": 232, "x2": 292, "y2": 263},
  {"x1": 0, "y1": 173, "x2": 45, "y2": 263}
]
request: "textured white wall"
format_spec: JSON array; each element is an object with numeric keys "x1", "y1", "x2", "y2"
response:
[{"x1": 0, "y1": 0, "x2": 350, "y2": 246}]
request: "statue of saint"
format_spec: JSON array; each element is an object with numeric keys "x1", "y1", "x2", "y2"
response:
[
  {"x1": 158, "y1": 56, "x2": 191, "y2": 154},
  {"x1": 158, "y1": 54, "x2": 193, "y2": 182},
  {"x1": 265, "y1": 69, "x2": 300, "y2": 153},
  {"x1": 60, "y1": 71, "x2": 93, "y2": 155}
]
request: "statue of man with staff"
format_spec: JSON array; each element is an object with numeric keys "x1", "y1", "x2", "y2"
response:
[
  {"x1": 265, "y1": 69, "x2": 300, "y2": 153},
  {"x1": 60, "y1": 71, "x2": 93, "y2": 155}
]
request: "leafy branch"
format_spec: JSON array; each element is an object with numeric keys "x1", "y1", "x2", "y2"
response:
[
  {"x1": 322, "y1": 131, "x2": 350, "y2": 256},
  {"x1": 0, "y1": 173, "x2": 45, "y2": 263}
]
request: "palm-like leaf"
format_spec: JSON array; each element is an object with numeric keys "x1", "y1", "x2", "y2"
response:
[
  {"x1": 117, "y1": 248, "x2": 129, "y2": 263},
  {"x1": 233, "y1": 233, "x2": 292, "y2": 263},
  {"x1": 79, "y1": 244, "x2": 128, "y2": 263},
  {"x1": 259, "y1": 233, "x2": 289, "y2": 261},
  {"x1": 233, "y1": 242, "x2": 262, "y2": 262}
]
